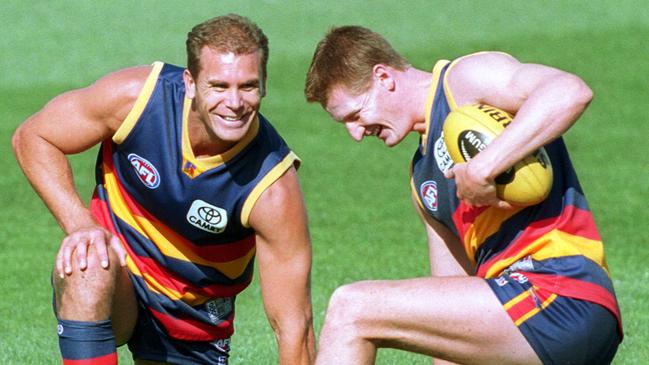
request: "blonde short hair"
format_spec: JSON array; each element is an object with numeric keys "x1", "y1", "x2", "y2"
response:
[{"x1": 304, "y1": 26, "x2": 408, "y2": 106}]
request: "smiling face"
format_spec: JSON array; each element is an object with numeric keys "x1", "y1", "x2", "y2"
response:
[
  {"x1": 325, "y1": 79, "x2": 413, "y2": 147},
  {"x1": 184, "y1": 46, "x2": 263, "y2": 154}
]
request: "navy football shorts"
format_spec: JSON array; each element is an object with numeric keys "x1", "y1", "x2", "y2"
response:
[
  {"x1": 127, "y1": 299, "x2": 231, "y2": 365},
  {"x1": 487, "y1": 272, "x2": 620, "y2": 365}
]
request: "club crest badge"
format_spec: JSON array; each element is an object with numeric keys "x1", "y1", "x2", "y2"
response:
[{"x1": 420, "y1": 180, "x2": 439, "y2": 212}]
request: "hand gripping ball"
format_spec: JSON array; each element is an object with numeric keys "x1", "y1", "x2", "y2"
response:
[{"x1": 442, "y1": 103, "x2": 553, "y2": 206}]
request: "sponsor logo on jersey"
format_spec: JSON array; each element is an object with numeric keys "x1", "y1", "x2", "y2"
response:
[
  {"x1": 420, "y1": 180, "x2": 439, "y2": 212},
  {"x1": 187, "y1": 199, "x2": 228, "y2": 234},
  {"x1": 205, "y1": 297, "x2": 233, "y2": 324},
  {"x1": 128, "y1": 153, "x2": 160, "y2": 189},
  {"x1": 434, "y1": 133, "x2": 454, "y2": 173}
]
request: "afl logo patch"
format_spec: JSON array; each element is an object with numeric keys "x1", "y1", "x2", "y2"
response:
[
  {"x1": 128, "y1": 153, "x2": 160, "y2": 189},
  {"x1": 420, "y1": 180, "x2": 438, "y2": 211},
  {"x1": 187, "y1": 199, "x2": 228, "y2": 234}
]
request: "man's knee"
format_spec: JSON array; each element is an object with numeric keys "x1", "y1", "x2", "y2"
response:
[
  {"x1": 325, "y1": 281, "x2": 375, "y2": 328},
  {"x1": 53, "y1": 245, "x2": 123, "y2": 318}
]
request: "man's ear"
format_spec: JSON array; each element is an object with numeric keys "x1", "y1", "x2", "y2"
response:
[
  {"x1": 257, "y1": 50, "x2": 267, "y2": 97},
  {"x1": 260, "y1": 74, "x2": 267, "y2": 97},
  {"x1": 372, "y1": 64, "x2": 396, "y2": 92},
  {"x1": 183, "y1": 69, "x2": 196, "y2": 99}
]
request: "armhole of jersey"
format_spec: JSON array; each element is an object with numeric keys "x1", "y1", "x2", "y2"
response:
[
  {"x1": 442, "y1": 59, "x2": 461, "y2": 111},
  {"x1": 240, "y1": 151, "x2": 301, "y2": 228},
  {"x1": 421, "y1": 59, "x2": 450, "y2": 155},
  {"x1": 112, "y1": 61, "x2": 165, "y2": 144},
  {"x1": 409, "y1": 174, "x2": 425, "y2": 212},
  {"x1": 442, "y1": 51, "x2": 513, "y2": 111}
]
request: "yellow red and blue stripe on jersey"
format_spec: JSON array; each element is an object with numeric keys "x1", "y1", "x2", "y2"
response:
[
  {"x1": 410, "y1": 58, "x2": 622, "y2": 335},
  {"x1": 90, "y1": 62, "x2": 299, "y2": 342}
]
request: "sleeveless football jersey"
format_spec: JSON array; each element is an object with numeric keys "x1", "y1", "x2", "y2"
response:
[
  {"x1": 410, "y1": 58, "x2": 622, "y2": 334},
  {"x1": 90, "y1": 62, "x2": 299, "y2": 341}
]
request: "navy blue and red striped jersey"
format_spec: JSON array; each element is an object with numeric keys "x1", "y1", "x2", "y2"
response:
[
  {"x1": 90, "y1": 62, "x2": 299, "y2": 341},
  {"x1": 410, "y1": 57, "x2": 622, "y2": 335}
]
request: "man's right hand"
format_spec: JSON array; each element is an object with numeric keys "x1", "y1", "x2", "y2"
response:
[{"x1": 56, "y1": 225, "x2": 127, "y2": 278}]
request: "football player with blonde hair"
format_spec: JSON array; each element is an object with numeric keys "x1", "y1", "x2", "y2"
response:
[{"x1": 305, "y1": 25, "x2": 621, "y2": 365}]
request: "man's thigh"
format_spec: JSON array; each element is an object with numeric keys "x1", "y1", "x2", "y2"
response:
[{"x1": 326, "y1": 276, "x2": 541, "y2": 364}]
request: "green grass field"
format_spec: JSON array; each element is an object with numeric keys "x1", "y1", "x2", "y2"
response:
[{"x1": 2, "y1": 1, "x2": 648, "y2": 364}]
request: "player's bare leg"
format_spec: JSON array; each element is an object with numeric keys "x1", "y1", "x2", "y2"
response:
[
  {"x1": 53, "y1": 244, "x2": 137, "y2": 343},
  {"x1": 433, "y1": 359, "x2": 461, "y2": 365},
  {"x1": 315, "y1": 277, "x2": 541, "y2": 365}
]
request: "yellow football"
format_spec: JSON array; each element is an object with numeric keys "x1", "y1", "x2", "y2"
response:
[{"x1": 442, "y1": 103, "x2": 553, "y2": 206}]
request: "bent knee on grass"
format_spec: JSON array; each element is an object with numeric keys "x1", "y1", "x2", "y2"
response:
[{"x1": 53, "y1": 245, "x2": 124, "y2": 320}]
